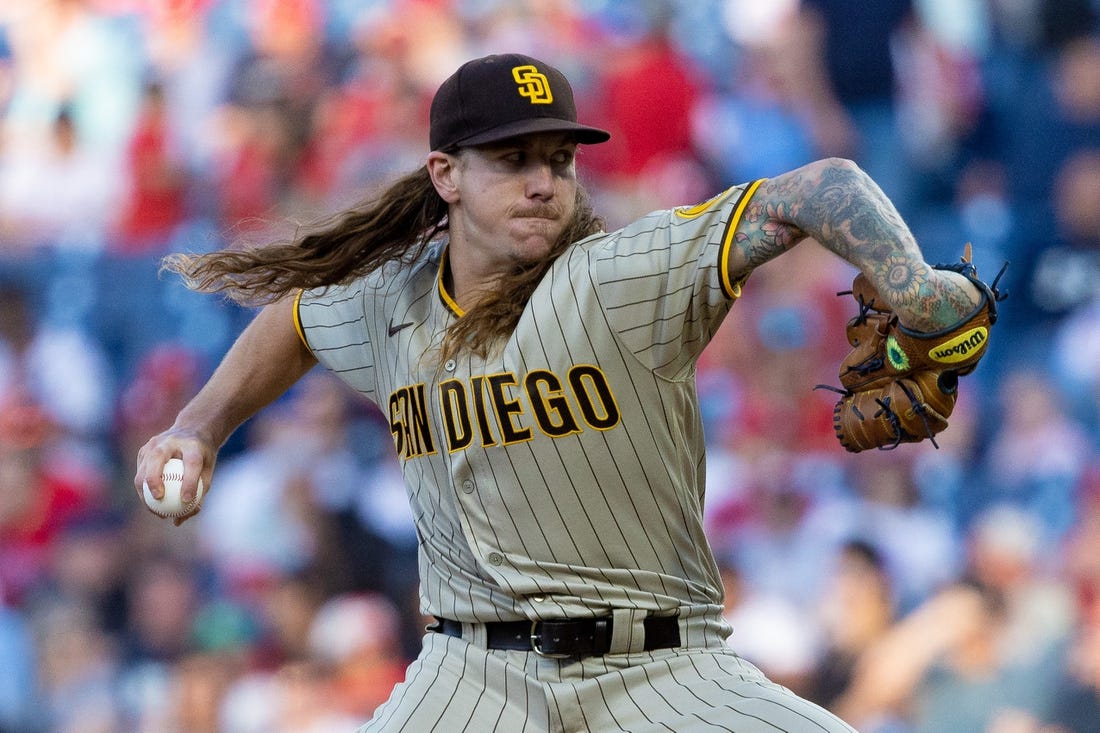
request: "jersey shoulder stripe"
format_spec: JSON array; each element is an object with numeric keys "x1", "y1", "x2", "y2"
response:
[
  {"x1": 672, "y1": 185, "x2": 739, "y2": 219},
  {"x1": 292, "y1": 289, "x2": 309, "y2": 350},
  {"x1": 718, "y1": 178, "x2": 765, "y2": 299}
]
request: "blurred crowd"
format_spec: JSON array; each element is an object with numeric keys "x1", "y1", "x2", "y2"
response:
[{"x1": 0, "y1": 0, "x2": 1097, "y2": 731}]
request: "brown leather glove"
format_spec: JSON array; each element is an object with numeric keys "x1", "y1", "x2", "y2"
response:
[
  {"x1": 832, "y1": 370, "x2": 959, "y2": 452},
  {"x1": 823, "y1": 246, "x2": 1006, "y2": 452}
]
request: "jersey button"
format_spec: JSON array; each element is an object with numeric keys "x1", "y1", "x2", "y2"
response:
[
  {"x1": 461, "y1": 479, "x2": 475, "y2": 494},
  {"x1": 444, "y1": 359, "x2": 457, "y2": 372},
  {"x1": 487, "y1": 552, "x2": 503, "y2": 566}
]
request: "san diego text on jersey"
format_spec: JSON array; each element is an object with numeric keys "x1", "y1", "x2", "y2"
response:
[{"x1": 388, "y1": 364, "x2": 622, "y2": 459}]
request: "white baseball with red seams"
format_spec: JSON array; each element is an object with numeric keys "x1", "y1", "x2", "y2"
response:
[{"x1": 142, "y1": 457, "x2": 204, "y2": 517}]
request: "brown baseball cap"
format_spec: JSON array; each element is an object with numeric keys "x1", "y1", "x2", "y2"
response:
[{"x1": 429, "y1": 53, "x2": 611, "y2": 152}]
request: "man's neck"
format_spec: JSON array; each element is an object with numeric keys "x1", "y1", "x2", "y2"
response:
[
  {"x1": 443, "y1": 238, "x2": 511, "y2": 313},
  {"x1": 441, "y1": 243, "x2": 501, "y2": 314}
]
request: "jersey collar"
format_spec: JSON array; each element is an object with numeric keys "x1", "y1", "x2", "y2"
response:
[{"x1": 437, "y1": 242, "x2": 464, "y2": 317}]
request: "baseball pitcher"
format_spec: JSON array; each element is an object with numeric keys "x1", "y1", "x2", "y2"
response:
[{"x1": 136, "y1": 54, "x2": 999, "y2": 731}]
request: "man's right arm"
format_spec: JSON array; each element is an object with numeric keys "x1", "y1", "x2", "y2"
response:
[
  {"x1": 726, "y1": 157, "x2": 981, "y2": 332},
  {"x1": 134, "y1": 295, "x2": 318, "y2": 520}
]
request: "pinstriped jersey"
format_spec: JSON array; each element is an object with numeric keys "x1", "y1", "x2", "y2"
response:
[{"x1": 296, "y1": 180, "x2": 764, "y2": 624}]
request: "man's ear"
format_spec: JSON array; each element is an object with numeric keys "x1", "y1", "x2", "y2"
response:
[{"x1": 427, "y1": 151, "x2": 460, "y2": 204}]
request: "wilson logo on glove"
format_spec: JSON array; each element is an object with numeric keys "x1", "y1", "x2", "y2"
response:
[{"x1": 929, "y1": 327, "x2": 988, "y2": 364}]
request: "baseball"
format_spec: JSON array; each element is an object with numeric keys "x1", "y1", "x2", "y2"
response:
[{"x1": 143, "y1": 458, "x2": 204, "y2": 518}]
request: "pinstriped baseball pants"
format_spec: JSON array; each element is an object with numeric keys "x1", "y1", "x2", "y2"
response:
[{"x1": 357, "y1": 629, "x2": 857, "y2": 732}]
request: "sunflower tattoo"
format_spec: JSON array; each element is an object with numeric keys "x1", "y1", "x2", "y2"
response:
[{"x1": 881, "y1": 255, "x2": 928, "y2": 305}]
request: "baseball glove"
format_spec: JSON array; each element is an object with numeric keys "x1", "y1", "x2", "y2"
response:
[{"x1": 821, "y1": 245, "x2": 1007, "y2": 452}]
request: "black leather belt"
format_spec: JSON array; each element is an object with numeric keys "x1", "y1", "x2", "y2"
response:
[{"x1": 432, "y1": 615, "x2": 681, "y2": 658}]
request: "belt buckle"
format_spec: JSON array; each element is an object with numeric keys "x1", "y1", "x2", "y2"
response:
[{"x1": 530, "y1": 621, "x2": 572, "y2": 659}]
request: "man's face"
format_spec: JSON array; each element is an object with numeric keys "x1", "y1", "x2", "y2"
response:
[{"x1": 442, "y1": 133, "x2": 579, "y2": 272}]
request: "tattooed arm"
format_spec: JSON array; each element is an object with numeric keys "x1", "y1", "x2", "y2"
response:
[{"x1": 729, "y1": 158, "x2": 980, "y2": 331}]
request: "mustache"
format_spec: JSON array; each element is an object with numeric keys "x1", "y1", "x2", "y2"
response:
[{"x1": 510, "y1": 204, "x2": 561, "y2": 219}]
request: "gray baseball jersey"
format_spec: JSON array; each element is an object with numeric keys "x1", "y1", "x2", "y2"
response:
[
  {"x1": 297, "y1": 179, "x2": 762, "y2": 624},
  {"x1": 296, "y1": 179, "x2": 856, "y2": 732}
]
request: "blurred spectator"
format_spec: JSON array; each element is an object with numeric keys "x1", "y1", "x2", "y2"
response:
[
  {"x1": 208, "y1": 101, "x2": 295, "y2": 235},
  {"x1": 130, "y1": 0, "x2": 237, "y2": 185},
  {"x1": 216, "y1": 590, "x2": 406, "y2": 733},
  {"x1": 1025, "y1": 148, "x2": 1100, "y2": 330},
  {"x1": 954, "y1": 158, "x2": 1013, "y2": 265},
  {"x1": 0, "y1": 391, "x2": 105, "y2": 604},
  {"x1": 342, "y1": 446, "x2": 420, "y2": 641},
  {"x1": 112, "y1": 81, "x2": 191, "y2": 256},
  {"x1": 719, "y1": 244, "x2": 851, "y2": 450},
  {"x1": 253, "y1": 572, "x2": 325, "y2": 667},
  {"x1": 1, "y1": 0, "x2": 143, "y2": 152},
  {"x1": 0, "y1": 279, "x2": 35, "y2": 396},
  {"x1": 19, "y1": 270, "x2": 115, "y2": 440},
  {"x1": 897, "y1": 0, "x2": 988, "y2": 160},
  {"x1": 835, "y1": 577, "x2": 1057, "y2": 733},
  {"x1": 120, "y1": 554, "x2": 201, "y2": 664},
  {"x1": 832, "y1": 450, "x2": 962, "y2": 612},
  {"x1": 306, "y1": 592, "x2": 408, "y2": 719},
  {"x1": 911, "y1": 388, "x2": 983, "y2": 532},
  {"x1": 297, "y1": 45, "x2": 428, "y2": 211},
  {"x1": 692, "y1": 11, "x2": 816, "y2": 186},
  {"x1": 725, "y1": 452, "x2": 843, "y2": 608},
  {"x1": 792, "y1": 0, "x2": 917, "y2": 213},
  {"x1": 1062, "y1": 468, "x2": 1100, "y2": 635},
  {"x1": 195, "y1": 406, "x2": 327, "y2": 590},
  {"x1": 979, "y1": 368, "x2": 1092, "y2": 542},
  {"x1": 1050, "y1": 294, "x2": 1100, "y2": 432},
  {"x1": 196, "y1": 371, "x2": 371, "y2": 598},
  {"x1": 720, "y1": 556, "x2": 821, "y2": 695},
  {"x1": 219, "y1": 660, "x2": 360, "y2": 733},
  {"x1": 214, "y1": 0, "x2": 343, "y2": 229},
  {"x1": 807, "y1": 539, "x2": 898, "y2": 712},
  {"x1": 31, "y1": 510, "x2": 129, "y2": 638},
  {"x1": 582, "y1": 10, "x2": 711, "y2": 225},
  {"x1": 982, "y1": 27, "x2": 1100, "y2": 253},
  {"x1": 33, "y1": 600, "x2": 123, "y2": 733},
  {"x1": 587, "y1": 25, "x2": 700, "y2": 179},
  {"x1": 158, "y1": 650, "x2": 243, "y2": 733},
  {"x1": 966, "y1": 504, "x2": 1075, "y2": 670},
  {"x1": 0, "y1": 103, "x2": 122, "y2": 250}
]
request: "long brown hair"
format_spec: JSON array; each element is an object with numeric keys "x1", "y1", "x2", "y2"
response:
[
  {"x1": 165, "y1": 164, "x2": 605, "y2": 361},
  {"x1": 164, "y1": 166, "x2": 448, "y2": 301}
]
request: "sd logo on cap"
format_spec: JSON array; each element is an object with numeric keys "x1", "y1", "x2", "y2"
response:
[{"x1": 429, "y1": 53, "x2": 610, "y2": 152}]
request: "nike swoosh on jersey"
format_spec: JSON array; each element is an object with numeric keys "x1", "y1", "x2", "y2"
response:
[{"x1": 388, "y1": 319, "x2": 415, "y2": 337}]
